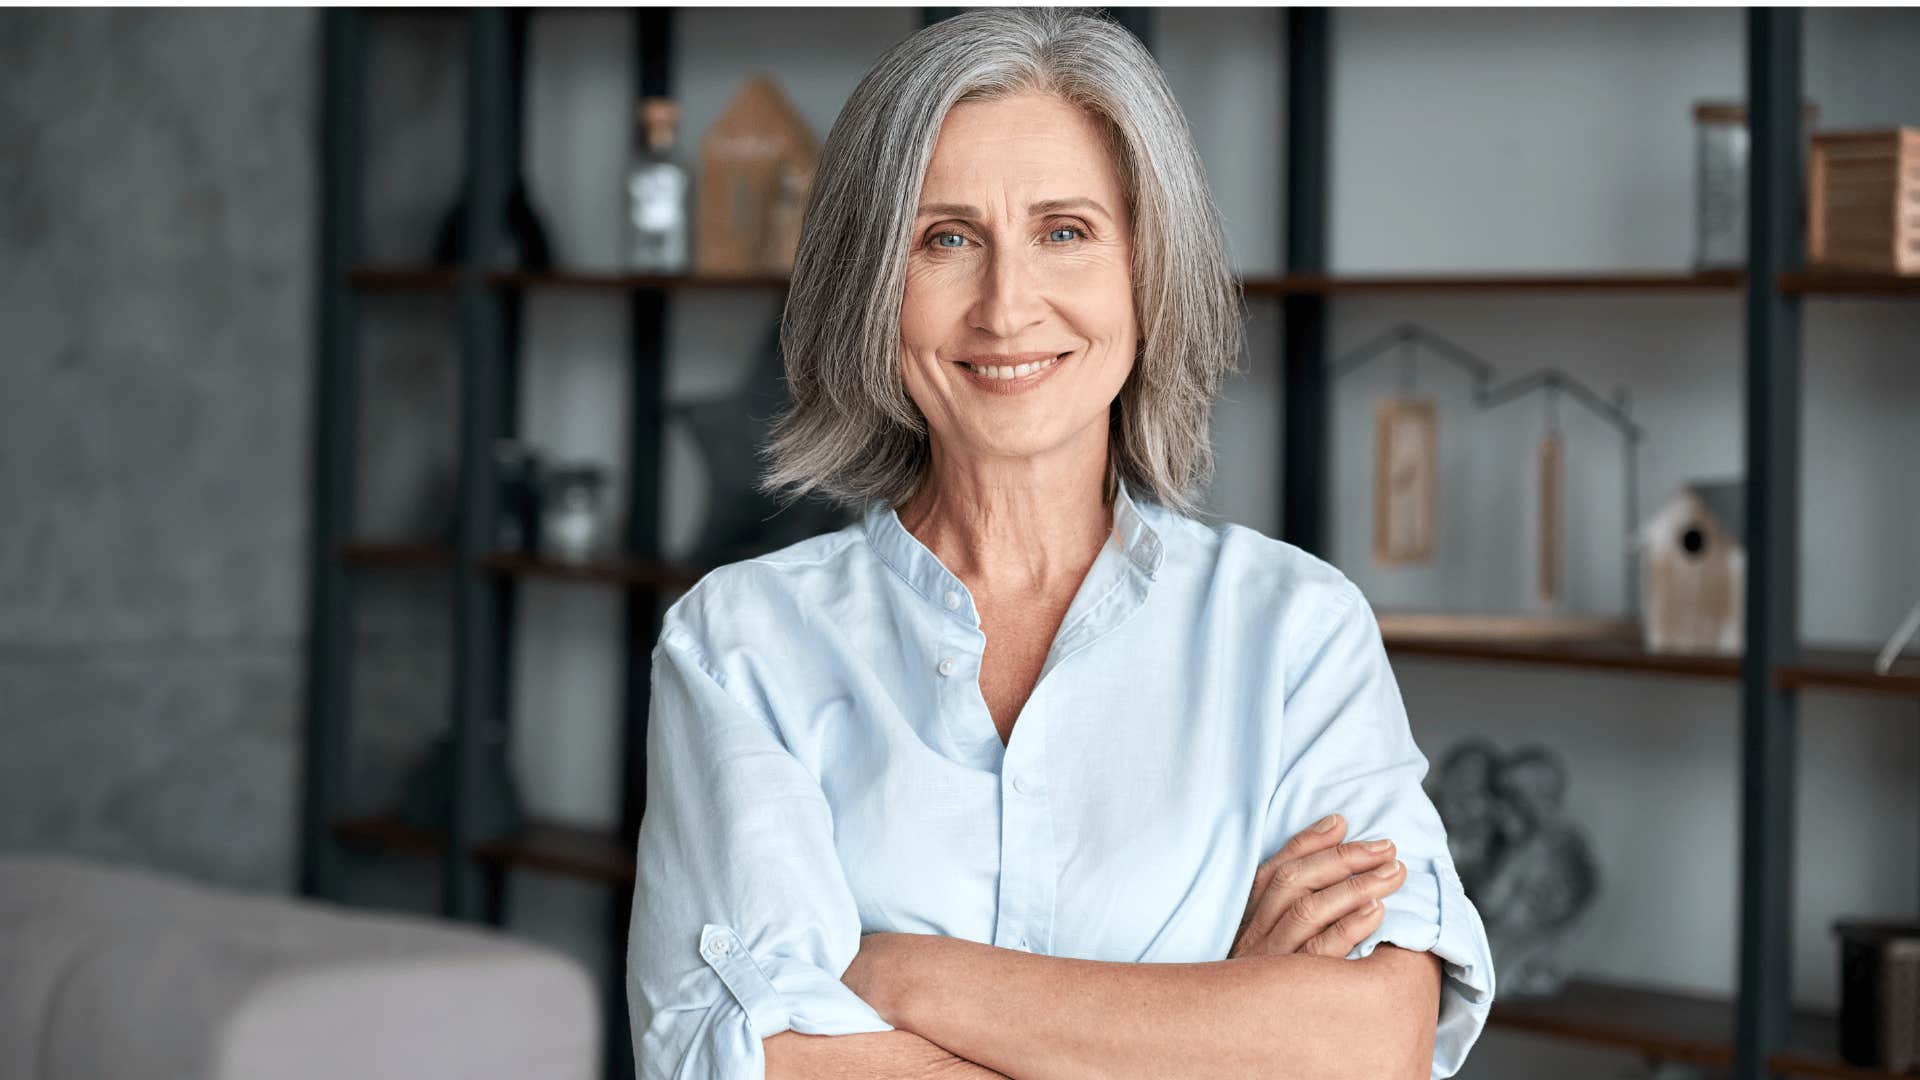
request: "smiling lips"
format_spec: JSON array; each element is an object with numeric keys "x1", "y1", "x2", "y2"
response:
[{"x1": 958, "y1": 351, "x2": 1070, "y2": 381}]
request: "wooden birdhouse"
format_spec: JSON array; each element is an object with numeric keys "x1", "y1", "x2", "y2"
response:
[
  {"x1": 696, "y1": 74, "x2": 820, "y2": 275},
  {"x1": 1639, "y1": 480, "x2": 1745, "y2": 654}
]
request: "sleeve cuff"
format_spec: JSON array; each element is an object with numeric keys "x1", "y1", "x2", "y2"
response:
[
  {"x1": 1347, "y1": 856, "x2": 1496, "y2": 1079},
  {"x1": 699, "y1": 922, "x2": 895, "y2": 1039}
]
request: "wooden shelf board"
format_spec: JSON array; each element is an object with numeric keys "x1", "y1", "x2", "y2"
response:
[
  {"x1": 1771, "y1": 1049, "x2": 1920, "y2": 1080},
  {"x1": 338, "y1": 541, "x2": 455, "y2": 569},
  {"x1": 1774, "y1": 648, "x2": 1920, "y2": 697},
  {"x1": 1779, "y1": 270, "x2": 1920, "y2": 296},
  {"x1": 333, "y1": 816, "x2": 634, "y2": 885},
  {"x1": 1242, "y1": 270, "x2": 1744, "y2": 295},
  {"x1": 1383, "y1": 632, "x2": 1742, "y2": 681},
  {"x1": 340, "y1": 543, "x2": 709, "y2": 589},
  {"x1": 332, "y1": 815, "x2": 444, "y2": 855},
  {"x1": 471, "y1": 822, "x2": 634, "y2": 884},
  {"x1": 487, "y1": 269, "x2": 791, "y2": 291},
  {"x1": 346, "y1": 266, "x2": 463, "y2": 291},
  {"x1": 1489, "y1": 977, "x2": 1902, "y2": 1079},
  {"x1": 1379, "y1": 617, "x2": 1916, "y2": 696},
  {"x1": 478, "y1": 550, "x2": 708, "y2": 590}
]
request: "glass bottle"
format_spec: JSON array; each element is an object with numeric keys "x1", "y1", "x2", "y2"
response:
[{"x1": 625, "y1": 97, "x2": 690, "y2": 273}]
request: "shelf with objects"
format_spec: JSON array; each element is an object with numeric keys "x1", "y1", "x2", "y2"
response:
[
  {"x1": 302, "y1": 10, "x2": 1919, "y2": 1080},
  {"x1": 1278, "y1": 11, "x2": 1917, "y2": 1080},
  {"x1": 301, "y1": 9, "x2": 691, "y2": 1080}
]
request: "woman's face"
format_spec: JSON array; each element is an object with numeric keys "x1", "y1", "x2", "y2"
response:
[{"x1": 899, "y1": 91, "x2": 1136, "y2": 472}]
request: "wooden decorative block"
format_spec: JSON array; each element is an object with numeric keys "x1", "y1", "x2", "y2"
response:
[
  {"x1": 1538, "y1": 431, "x2": 1560, "y2": 606},
  {"x1": 696, "y1": 74, "x2": 820, "y2": 275},
  {"x1": 1807, "y1": 126, "x2": 1920, "y2": 275},
  {"x1": 1373, "y1": 397, "x2": 1436, "y2": 566}
]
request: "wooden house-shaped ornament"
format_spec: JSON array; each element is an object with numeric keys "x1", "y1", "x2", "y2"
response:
[
  {"x1": 1639, "y1": 480, "x2": 1745, "y2": 654},
  {"x1": 696, "y1": 74, "x2": 820, "y2": 275}
]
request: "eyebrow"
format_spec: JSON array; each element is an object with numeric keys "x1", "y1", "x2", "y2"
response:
[{"x1": 916, "y1": 197, "x2": 1113, "y2": 221}]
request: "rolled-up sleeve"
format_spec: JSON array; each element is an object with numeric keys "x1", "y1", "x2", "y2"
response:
[
  {"x1": 625, "y1": 619, "x2": 892, "y2": 1080},
  {"x1": 1268, "y1": 578, "x2": 1496, "y2": 1079}
]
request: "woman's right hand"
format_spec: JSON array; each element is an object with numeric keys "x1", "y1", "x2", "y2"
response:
[{"x1": 1229, "y1": 813, "x2": 1407, "y2": 959}]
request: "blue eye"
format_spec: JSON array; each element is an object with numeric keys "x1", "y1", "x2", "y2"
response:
[{"x1": 924, "y1": 223, "x2": 1087, "y2": 251}]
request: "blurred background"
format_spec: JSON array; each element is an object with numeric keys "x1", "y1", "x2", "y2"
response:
[{"x1": 2, "y1": 5, "x2": 1917, "y2": 1080}]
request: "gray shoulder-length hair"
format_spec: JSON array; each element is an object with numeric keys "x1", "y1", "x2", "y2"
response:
[{"x1": 755, "y1": 7, "x2": 1247, "y2": 521}]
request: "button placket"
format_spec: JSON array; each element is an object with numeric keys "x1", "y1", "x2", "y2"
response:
[{"x1": 994, "y1": 684, "x2": 1055, "y2": 957}]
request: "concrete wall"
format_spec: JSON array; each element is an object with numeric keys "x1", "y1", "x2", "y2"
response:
[
  {"x1": 0, "y1": 8, "x2": 321, "y2": 891},
  {"x1": 4, "y1": 8, "x2": 1917, "y2": 1078}
]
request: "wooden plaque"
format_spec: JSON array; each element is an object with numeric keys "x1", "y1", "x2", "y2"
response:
[
  {"x1": 1538, "y1": 431, "x2": 1561, "y2": 606},
  {"x1": 1373, "y1": 398, "x2": 1436, "y2": 565}
]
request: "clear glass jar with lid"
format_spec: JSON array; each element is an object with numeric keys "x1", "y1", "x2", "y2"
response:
[{"x1": 1692, "y1": 100, "x2": 1820, "y2": 270}]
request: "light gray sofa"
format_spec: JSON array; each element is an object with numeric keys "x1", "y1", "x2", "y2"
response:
[{"x1": 0, "y1": 853, "x2": 600, "y2": 1080}]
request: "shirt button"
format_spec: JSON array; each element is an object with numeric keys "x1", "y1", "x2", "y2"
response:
[
  {"x1": 705, "y1": 935, "x2": 732, "y2": 957},
  {"x1": 1010, "y1": 772, "x2": 1032, "y2": 795},
  {"x1": 943, "y1": 589, "x2": 961, "y2": 610},
  {"x1": 937, "y1": 656, "x2": 956, "y2": 677}
]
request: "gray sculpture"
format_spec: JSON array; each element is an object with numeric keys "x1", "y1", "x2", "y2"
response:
[
  {"x1": 670, "y1": 318, "x2": 858, "y2": 566},
  {"x1": 1425, "y1": 738, "x2": 1600, "y2": 999}
]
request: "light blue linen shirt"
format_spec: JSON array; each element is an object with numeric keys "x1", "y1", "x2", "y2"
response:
[{"x1": 626, "y1": 474, "x2": 1495, "y2": 1079}]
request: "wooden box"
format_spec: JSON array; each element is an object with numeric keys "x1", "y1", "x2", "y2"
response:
[{"x1": 1807, "y1": 126, "x2": 1920, "y2": 275}]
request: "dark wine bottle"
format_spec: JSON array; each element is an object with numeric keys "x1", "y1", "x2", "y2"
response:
[{"x1": 430, "y1": 9, "x2": 553, "y2": 271}]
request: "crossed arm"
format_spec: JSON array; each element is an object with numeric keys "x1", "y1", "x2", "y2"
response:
[
  {"x1": 636, "y1": 582, "x2": 1484, "y2": 1080},
  {"x1": 765, "y1": 933, "x2": 1441, "y2": 1080}
]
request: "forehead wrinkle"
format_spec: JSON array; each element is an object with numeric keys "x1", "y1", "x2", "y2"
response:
[{"x1": 915, "y1": 196, "x2": 1116, "y2": 222}]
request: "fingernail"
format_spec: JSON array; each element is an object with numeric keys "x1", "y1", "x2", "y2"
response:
[
  {"x1": 1374, "y1": 860, "x2": 1402, "y2": 878},
  {"x1": 1313, "y1": 814, "x2": 1340, "y2": 833},
  {"x1": 1363, "y1": 838, "x2": 1392, "y2": 853},
  {"x1": 1364, "y1": 899, "x2": 1380, "y2": 912}
]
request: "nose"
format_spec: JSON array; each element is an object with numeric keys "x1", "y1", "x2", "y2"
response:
[{"x1": 967, "y1": 243, "x2": 1048, "y2": 342}]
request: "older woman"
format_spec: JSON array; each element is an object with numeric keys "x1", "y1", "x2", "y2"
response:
[{"x1": 627, "y1": 9, "x2": 1493, "y2": 1080}]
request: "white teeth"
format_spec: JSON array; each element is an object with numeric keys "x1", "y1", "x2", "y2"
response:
[{"x1": 964, "y1": 354, "x2": 1063, "y2": 380}]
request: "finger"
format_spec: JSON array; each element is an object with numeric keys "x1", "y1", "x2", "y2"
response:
[
  {"x1": 1249, "y1": 814, "x2": 1347, "y2": 902},
  {"x1": 1272, "y1": 860, "x2": 1405, "y2": 955},
  {"x1": 1248, "y1": 838, "x2": 1399, "y2": 942},
  {"x1": 1300, "y1": 896, "x2": 1388, "y2": 958}
]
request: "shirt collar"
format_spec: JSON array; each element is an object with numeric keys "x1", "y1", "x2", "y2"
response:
[{"x1": 861, "y1": 473, "x2": 1167, "y2": 622}]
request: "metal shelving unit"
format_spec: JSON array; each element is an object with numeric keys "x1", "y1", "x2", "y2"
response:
[
  {"x1": 1279, "y1": 10, "x2": 1912, "y2": 1080},
  {"x1": 301, "y1": 8, "x2": 1914, "y2": 1080}
]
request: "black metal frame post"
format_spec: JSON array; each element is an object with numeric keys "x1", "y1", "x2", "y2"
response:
[
  {"x1": 1282, "y1": 9, "x2": 1330, "y2": 556},
  {"x1": 609, "y1": 13, "x2": 676, "y2": 1080},
  {"x1": 1735, "y1": 8, "x2": 1804, "y2": 1080},
  {"x1": 479, "y1": 4, "x2": 537, "y2": 932},
  {"x1": 300, "y1": 8, "x2": 367, "y2": 904},
  {"x1": 446, "y1": 8, "x2": 514, "y2": 922}
]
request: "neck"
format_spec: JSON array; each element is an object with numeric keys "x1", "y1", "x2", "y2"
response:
[{"x1": 895, "y1": 436, "x2": 1115, "y2": 597}]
